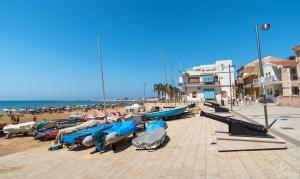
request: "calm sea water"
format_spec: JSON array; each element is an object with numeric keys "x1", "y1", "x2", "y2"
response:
[{"x1": 0, "y1": 101, "x2": 117, "y2": 110}]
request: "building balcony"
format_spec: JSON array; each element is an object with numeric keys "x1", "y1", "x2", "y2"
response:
[
  {"x1": 253, "y1": 76, "x2": 282, "y2": 87},
  {"x1": 179, "y1": 81, "x2": 221, "y2": 87}
]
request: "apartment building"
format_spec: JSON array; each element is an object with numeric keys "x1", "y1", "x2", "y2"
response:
[
  {"x1": 179, "y1": 60, "x2": 234, "y2": 101},
  {"x1": 236, "y1": 54, "x2": 299, "y2": 102}
]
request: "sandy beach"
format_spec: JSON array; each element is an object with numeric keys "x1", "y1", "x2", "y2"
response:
[{"x1": 0, "y1": 106, "x2": 127, "y2": 157}]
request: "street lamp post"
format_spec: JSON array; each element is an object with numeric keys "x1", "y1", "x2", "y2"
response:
[{"x1": 255, "y1": 23, "x2": 270, "y2": 131}]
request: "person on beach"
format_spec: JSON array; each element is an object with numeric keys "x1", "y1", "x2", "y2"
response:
[
  {"x1": 33, "y1": 115, "x2": 37, "y2": 122},
  {"x1": 16, "y1": 115, "x2": 20, "y2": 124},
  {"x1": 10, "y1": 114, "x2": 15, "y2": 124}
]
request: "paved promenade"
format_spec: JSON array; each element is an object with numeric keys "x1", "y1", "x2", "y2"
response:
[
  {"x1": 233, "y1": 103, "x2": 300, "y2": 147},
  {"x1": 0, "y1": 106, "x2": 300, "y2": 178}
]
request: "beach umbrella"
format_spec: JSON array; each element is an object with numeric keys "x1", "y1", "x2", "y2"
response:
[
  {"x1": 11, "y1": 109, "x2": 17, "y2": 112},
  {"x1": 2, "y1": 109, "x2": 9, "y2": 112}
]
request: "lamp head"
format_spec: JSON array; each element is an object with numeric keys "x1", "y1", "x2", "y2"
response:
[{"x1": 261, "y1": 24, "x2": 270, "y2": 30}]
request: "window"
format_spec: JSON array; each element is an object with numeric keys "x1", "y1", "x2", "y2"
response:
[
  {"x1": 188, "y1": 77, "x2": 200, "y2": 84},
  {"x1": 292, "y1": 87, "x2": 299, "y2": 95}
]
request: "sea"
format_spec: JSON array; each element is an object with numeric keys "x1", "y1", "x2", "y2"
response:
[{"x1": 0, "y1": 100, "x2": 121, "y2": 111}]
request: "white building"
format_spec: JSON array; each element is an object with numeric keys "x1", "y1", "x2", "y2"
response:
[{"x1": 179, "y1": 60, "x2": 234, "y2": 101}]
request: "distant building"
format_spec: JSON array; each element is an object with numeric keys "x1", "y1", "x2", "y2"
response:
[
  {"x1": 235, "y1": 55, "x2": 299, "y2": 102},
  {"x1": 179, "y1": 60, "x2": 234, "y2": 101}
]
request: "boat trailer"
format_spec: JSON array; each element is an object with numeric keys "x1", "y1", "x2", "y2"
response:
[{"x1": 200, "y1": 111, "x2": 268, "y2": 137}]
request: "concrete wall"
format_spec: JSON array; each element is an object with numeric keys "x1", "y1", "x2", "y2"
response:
[
  {"x1": 277, "y1": 96, "x2": 300, "y2": 108},
  {"x1": 282, "y1": 68, "x2": 292, "y2": 96}
]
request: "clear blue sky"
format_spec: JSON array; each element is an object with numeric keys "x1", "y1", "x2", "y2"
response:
[{"x1": 0, "y1": 0, "x2": 299, "y2": 100}]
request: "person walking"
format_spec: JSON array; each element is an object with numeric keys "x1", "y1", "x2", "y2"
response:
[
  {"x1": 249, "y1": 96, "x2": 252, "y2": 106},
  {"x1": 244, "y1": 96, "x2": 248, "y2": 106}
]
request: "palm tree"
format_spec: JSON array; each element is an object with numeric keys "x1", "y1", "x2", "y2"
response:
[
  {"x1": 154, "y1": 83, "x2": 181, "y2": 101},
  {"x1": 154, "y1": 83, "x2": 161, "y2": 98}
]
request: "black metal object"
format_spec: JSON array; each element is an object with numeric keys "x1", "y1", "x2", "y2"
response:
[
  {"x1": 204, "y1": 103, "x2": 229, "y2": 112},
  {"x1": 205, "y1": 100, "x2": 220, "y2": 107},
  {"x1": 187, "y1": 103, "x2": 196, "y2": 108},
  {"x1": 200, "y1": 111, "x2": 268, "y2": 137}
]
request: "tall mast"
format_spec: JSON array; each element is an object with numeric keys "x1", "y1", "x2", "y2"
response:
[
  {"x1": 171, "y1": 63, "x2": 176, "y2": 106},
  {"x1": 160, "y1": 48, "x2": 168, "y2": 101},
  {"x1": 97, "y1": 33, "x2": 107, "y2": 121}
]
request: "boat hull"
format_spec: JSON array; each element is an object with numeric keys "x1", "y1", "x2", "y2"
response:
[{"x1": 146, "y1": 106, "x2": 187, "y2": 118}]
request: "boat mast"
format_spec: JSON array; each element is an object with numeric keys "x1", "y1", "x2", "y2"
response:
[
  {"x1": 170, "y1": 63, "x2": 176, "y2": 106},
  {"x1": 97, "y1": 33, "x2": 107, "y2": 121},
  {"x1": 160, "y1": 48, "x2": 168, "y2": 103}
]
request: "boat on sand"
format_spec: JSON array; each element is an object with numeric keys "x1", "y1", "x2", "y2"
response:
[
  {"x1": 3, "y1": 121, "x2": 37, "y2": 138},
  {"x1": 132, "y1": 120, "x2": 167, "y2": 150},
  {"x1": 146, "y1": 106, "x2": 187, "y2": 118}
]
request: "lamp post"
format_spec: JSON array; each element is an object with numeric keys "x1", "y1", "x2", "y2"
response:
[
  {"x1": 255, "y1": 23, "x2": 270, "y2": 131},
  {"x1": 228, "y1": 64, "x2": 235, "y2": 111}
]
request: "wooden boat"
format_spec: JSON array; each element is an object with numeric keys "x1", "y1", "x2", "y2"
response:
[{"x1": 146, "y1": 106, "x2": 187, "y2": 118}]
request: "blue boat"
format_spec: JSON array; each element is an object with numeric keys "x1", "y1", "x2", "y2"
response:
[
  {"x1": 146, "y1": 106, "x2": 187, "y2": 118},
  {"x1": 146, "y1": 120, "x2": 167, "y2": 133},
  {"x1": 60, "y1": 123, "x2": 112, "y2": 145}
]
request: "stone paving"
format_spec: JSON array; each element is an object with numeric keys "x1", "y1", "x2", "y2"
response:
[
  {"x1": 0, "y1": 106, "x2": 300, "y2": 178},
  {"x1": 233, "y1": 103, "x2": 300, "y2": 147}
]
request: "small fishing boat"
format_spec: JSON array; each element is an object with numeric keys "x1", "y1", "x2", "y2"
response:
[
  {"x1": 3, "y1": 121, "x2": 37, "y2": 138},
  {"x1": 132, "y1": 120, "x2": 167, "y2": 150},
  {"x1": 0, "y1": 121, "x2": 7, "y2": 132},
  {"x1": 59, "y1": 123, "x2": 112, "y2": 148},
  {"x1": 34, "y1": 118, "x2": 84, "y2": 140},
  {"x1": 146, "y1": 106, "x2": 187, "y2": 118},
  {"x1": 82, "y1": 120, "x2": 137, "y2": 152}
]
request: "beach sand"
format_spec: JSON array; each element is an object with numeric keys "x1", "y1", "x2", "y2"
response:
[{"x1": 0, "y1": 106, "x2": 127, "y2": 157}]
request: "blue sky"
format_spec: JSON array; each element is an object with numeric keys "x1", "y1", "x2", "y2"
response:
[{"x1": 0, "y1": 0, "x2": 299, "y2": 100}]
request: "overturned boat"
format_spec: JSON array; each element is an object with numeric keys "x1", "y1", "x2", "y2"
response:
[
  {"x1": 3, "y1": 121, "x2": 37, "y2": 138},
  {"x1": 34, "y1": 118, "x2": 84, "y2": 141},
  {"x1": 82, "y1": 120, "x2": 137, "y2": 152},
  {"x1": 132, "y1": 120, "x2": 167, "y2": 150}
]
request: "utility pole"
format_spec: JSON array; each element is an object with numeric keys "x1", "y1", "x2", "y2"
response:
[
  {"x1": 228, "y1": 64, "x2": 235, "y2": 111},
  {"x1": 179, "y1": 63, "x2": 187, "y2": 104}
]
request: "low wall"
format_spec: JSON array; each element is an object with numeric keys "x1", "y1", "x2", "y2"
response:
[{"x1": 277, "y1": 96, "x2": 300, "y2": 108}]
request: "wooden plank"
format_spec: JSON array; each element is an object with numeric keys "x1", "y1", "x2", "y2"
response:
[{"x1": 216, "y1": 132, "x2": 287, "y2": 152}]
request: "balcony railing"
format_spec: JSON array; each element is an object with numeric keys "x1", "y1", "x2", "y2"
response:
[
  {"x1": 253, "y1": 76, "x2": 281, "y2": 86},
  {"x1": 179, "y1": 81, "x2": 220, "y2": 86}
]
